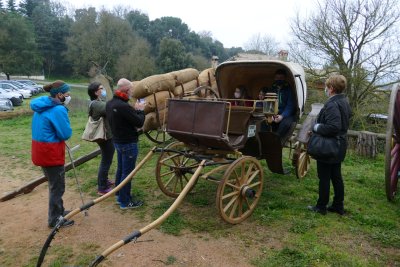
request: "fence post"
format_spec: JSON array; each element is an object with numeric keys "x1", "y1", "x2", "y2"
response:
[{"x1": 357, "y1": 131, "x2": 377, "y2": 158}]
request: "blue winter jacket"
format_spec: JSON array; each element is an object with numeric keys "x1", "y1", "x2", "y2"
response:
[{"x1": 31, "y1": 96, "x2": 72, "y2": 166}]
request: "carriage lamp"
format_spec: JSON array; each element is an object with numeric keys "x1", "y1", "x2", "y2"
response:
[{"x1": 263, "y1": 93, "x2": 278, "y2": 123}]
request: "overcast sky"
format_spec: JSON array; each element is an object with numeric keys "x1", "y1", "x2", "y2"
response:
[{"x1": 64, "y1": 0, "x2": 316, "y2": 48}]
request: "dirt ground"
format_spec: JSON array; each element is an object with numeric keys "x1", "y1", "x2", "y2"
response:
[{"x1": 0, "y1": 157, "x2": 263, "y2": 267}]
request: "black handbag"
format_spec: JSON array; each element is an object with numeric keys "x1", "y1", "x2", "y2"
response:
[{"x1": 307, "y1": 133, "x2": 340, "y2": 159}]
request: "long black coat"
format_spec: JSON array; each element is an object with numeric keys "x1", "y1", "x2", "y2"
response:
[{"x1": 314, "y1": 94, "x2": 352, "y2": 163}]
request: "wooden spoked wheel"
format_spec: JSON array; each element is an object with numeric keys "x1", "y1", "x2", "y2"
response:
[
  {"x1": 156, "y1": 142, "x2": 199, "y2": 198},
  {"x1": 293, "y1": 142, "x2": 311, "y2": 179},
  {"x1": 385, "y1": 84, "x2": 400, "y2": 201},
  {"x1": 216, "y1": 156, "x2": 263, "y2": 224},
  {"x1": 193, "y1": 86, "x2": 219, "y2": 99},
  {"x1": 144, "y1": 129, "x2": 171, "y2": 144}
]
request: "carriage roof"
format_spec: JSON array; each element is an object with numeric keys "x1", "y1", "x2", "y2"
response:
[{"x1": 215, "y1": 59, "x2": 307, "y2": 116}]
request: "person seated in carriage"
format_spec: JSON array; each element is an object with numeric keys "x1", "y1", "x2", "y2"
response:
[
  {"x1": 261, "y1": 69, "x2": 296, "y2": 139},
  {"x1": 231, "y1": 86, "x2": 253, "y2": 107},
  {"x1": 256, "y1": 89, "x2": 265, "y2": 108}
]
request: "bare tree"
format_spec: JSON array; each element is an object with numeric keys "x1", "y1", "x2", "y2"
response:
[
  {"x1": 244, "y1": 33, "x2": 279, "y2": 55},
  {"x1": 290, "y1": 0, "x2": 400, "y2": 111}
]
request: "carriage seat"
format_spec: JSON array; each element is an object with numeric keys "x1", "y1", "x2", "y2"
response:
[{"x1": 166, "y1": 99, "x2": 252, "y2": 151}]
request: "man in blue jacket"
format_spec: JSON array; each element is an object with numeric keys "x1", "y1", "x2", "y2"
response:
[
  {"x1": 265, "y1": 69, "x2": 295, "y2": 140},
  {"x1": 31, "y1": 80, "x2": 74, "y2": 228}
]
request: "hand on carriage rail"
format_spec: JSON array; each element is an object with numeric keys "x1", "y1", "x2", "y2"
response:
[
  {"x1": 89, "y1": 160, "x2": 207, "y2": 267},
  {"x1": 36, "y1": 147, "x2": 157, "y2": 267}
]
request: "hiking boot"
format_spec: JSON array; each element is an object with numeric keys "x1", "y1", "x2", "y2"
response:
[
  {"x1": 48, "y1": 219, "x2": 74, "y2": 228},
  {"x1": 97, "y1": 187, "x2": 112, "y2": 196},
  {"x1": 307, "y1": 205, "x2": 327, "y2": 215},
  {"x1": 120, "y1": 200, "x2": 143, "y2": 210},
  {"x1": 327, "y1": 206, "x2": 345, "y2": 215}
]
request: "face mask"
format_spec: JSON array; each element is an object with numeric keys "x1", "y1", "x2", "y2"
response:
[
  {"x1": 275, "y1": 80, "x2": 284, "y2": 85},
  {"x1": 63, "y1": 95, "x2": 72, "y2": 106},
  {"x1": 324, "y1": 87, "x2": 330, "y2": 97},
  {"x1": 234, "y1": 92, "x2": 241, "y2": 98},
  {"x1": 101, "y1": 90, "x2": 107, "y2": 98}
]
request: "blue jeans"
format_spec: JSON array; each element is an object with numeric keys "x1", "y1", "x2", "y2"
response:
[
  {"x1": 114, "y1": 142, "x2": 138, "y2": 205},
  {"x1": 97, "y1": 139, "x2": 115, "y2": 190}
]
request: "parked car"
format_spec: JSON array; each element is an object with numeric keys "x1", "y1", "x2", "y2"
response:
[
  {"x1": 0, "y1": 98, "x2": 13, "y2": 111},
  {"x1": 5, "y1": 80, "x2": 37, "y2": 96},
  {"x1": 16, "y1": 80, "x2": 44, "y2": 93},
  {"x1": 0, "y1": 82, "x2": 32, "y2": 98},
  {"x1": 9, "y1": 80, "x2": 39, "y2": 95},
  {"x1": 0, "y1": 88, "x2": 23, "y2": 106}
]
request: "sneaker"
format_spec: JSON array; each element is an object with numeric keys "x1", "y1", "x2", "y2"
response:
[
  {"x1": 327, "y1": 206, "x2": 345, "y2": 215},
  {"x1": 120, "y1": 200, "x2": 143, "y2": 210},
  {"x1": 97, "y1": 187, "x2": 112, "y2": 196},
  {"x1": 48, "y1": 219, "x2": 74, "y2": 228},
  {"x1": 107, "y1": 179, "x2": 115, "y2": 187},
  {"x1": 307, "y1": 205, "x2": 327, "y2": 215}
]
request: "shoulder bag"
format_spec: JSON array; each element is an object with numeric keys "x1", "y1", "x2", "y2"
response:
[
  {"x1": 307, "y1": 101, "x2": 343, "y2": 160},
  {"x1": 307, "y1": 133, "x2": 340, "y2": 159},
  {"x1": 82, "y1": 101, "x2": 107, "y2": 142}
]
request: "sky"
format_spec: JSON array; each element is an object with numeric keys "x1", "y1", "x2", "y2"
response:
[{"x1": 63, "y1": 0, "x2": 316, "y2": 49}]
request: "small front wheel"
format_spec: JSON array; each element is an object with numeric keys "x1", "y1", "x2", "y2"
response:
[{"x1": 156, "y1": 142, "x2": 199, "y2": 198}]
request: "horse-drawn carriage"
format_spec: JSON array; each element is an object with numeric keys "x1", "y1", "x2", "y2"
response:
[
  {"x1": 155, "y1": 59, "x2": 308, "y2": 223},
  {"x1": 36, "y1": 58, "x2": 310, "y2": 266}
]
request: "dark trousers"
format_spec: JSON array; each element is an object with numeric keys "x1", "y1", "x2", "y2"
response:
[
  {"x1": 273, "y1": 115, "x2": 295, "y2": 138},
  {"x1": 42, "y1": 165, "x2": 65, "y2": 226},
  {"x1": 97, "y1": 139, "x2": 115, "y2": 190},
  {"x1": 316, "y1": 161, "x2": 344, "y2": 210},
  {"x1": 114, "y1": 142, "x2": 138, "y2": 205}
]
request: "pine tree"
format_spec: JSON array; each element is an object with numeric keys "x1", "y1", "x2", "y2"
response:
[
  {"x1": 7, "y1": 0, "x2": 16, "y2": 12},
  {"x1": 19, "y1": 0, "x2": 38, "y2": 17}
]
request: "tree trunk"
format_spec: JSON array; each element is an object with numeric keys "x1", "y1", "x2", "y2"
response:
[{"x1": 357, "y1": 131, "x2": 377, "y2": 158}]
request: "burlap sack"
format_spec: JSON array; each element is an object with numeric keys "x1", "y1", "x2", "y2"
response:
[
  {"x1": 132, "y1": 74, "x2": 176, "y2": 99},
  {"x1": 170, "y1": 68, "x2": 199, "y2": 84},
  {"x1": 143, "y1": 91, "x2": 171, "y2": 114},
  {"x1": 173, "y1": 79, "x2": 199, "y2": 96},
  {"x1": 198, "y1": 68, "x2": 216, "y2": 86},
  {"x1": 143, "y1": 108, "x2": 168, "y2": 132}
]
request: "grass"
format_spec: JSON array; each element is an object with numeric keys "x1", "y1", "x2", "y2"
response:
[{"x1": 1, "y1": 85, "x2": 400, "y2": 266}]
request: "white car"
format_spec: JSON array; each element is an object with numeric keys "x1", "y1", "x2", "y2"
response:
[
  {"x1": 0, "y1": 82, "x2": 32, "y2": 98},
  {"x1": 0, "y1": 98, "x2": 13, "y2": 111},
  {"x1": 0, "y1": 88, "x2": 23, "y2": 106}
]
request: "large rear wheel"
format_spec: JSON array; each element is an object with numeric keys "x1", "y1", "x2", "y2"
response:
[
  {"x1": 385, "y1": 84, "x2": 400, "y2": 201},
  {"x1": 216, "y1": 156, "x2": 263, "y2": 224}
]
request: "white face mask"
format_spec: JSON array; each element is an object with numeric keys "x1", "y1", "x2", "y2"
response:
[
  {"x1": 234, "y1": 92, "x2": 241, "y2": 98},
  {"x1": 324, "y1": 87, "x2": 330, "y2": 97},
  {"x1": 63, "y1": 95, "x2": 72, "y2": 106}
]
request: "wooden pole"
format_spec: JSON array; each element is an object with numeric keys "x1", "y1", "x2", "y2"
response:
[{"x1": 0, "y1": 148, "x2": 101, "y2": 202}]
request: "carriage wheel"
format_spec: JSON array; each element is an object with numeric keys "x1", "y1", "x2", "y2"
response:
[
  {"x1": 216, "y1": 156, "x2": 263, "y2": 224},
  {"x1": 156, "y1": 142, "x2": 199, "y2": 198},
  {"x1": 292, "y1": 142, "x2": 311, "y2": 179},
  {"x1": 144, "y1": 129, "x2": 171, "y2": 144},
  {"x1": 193, "y1": 86, "x2": 219, "y2": 99},
  {"x1": 385, "y1": 84, "x2": 400, "y2": 201}
]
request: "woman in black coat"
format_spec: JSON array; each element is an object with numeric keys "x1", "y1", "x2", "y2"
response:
[{"x1": 308, "y1": 75, "x2": 352, "y2": 215}]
